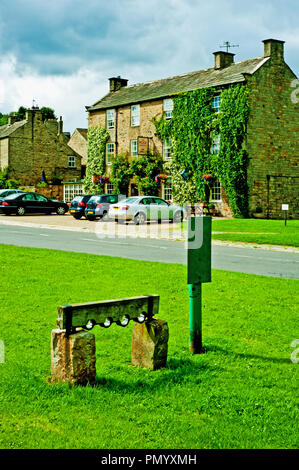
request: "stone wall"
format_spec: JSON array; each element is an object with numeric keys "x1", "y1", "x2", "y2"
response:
[
  {"x1": 0, "y1": 138, "x2": 9, "y2": 169},
  {"x1": 34, "y1": 184, "x2": 64, "y2": 201},
  {"x1": 246, "y1": 47, "x2": 299, "y2": 219}
]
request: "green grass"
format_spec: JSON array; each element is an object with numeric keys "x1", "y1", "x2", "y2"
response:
[
  {"x1": 182, "y1": 219, "x2": 299, "y2": 247},
  {"x1": 0, "y1": 244, "x2": 298, "y2": 449}
]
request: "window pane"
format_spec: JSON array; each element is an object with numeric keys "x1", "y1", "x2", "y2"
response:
[
  {"x1": 131, "y1": 104, "x2": 140, "y2": 126},
  {"x1": 163, "y1": 99, "x2": 173, "y2": 119},
  {"x1": 106, "y1": 109, "x2": 115, "y2": 129}
]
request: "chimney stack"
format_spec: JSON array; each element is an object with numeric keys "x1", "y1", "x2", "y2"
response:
[
  {"x1": 58, "y1": 116, "x2": 63, "y2": 135},
  {"x1": 8, "y1": 114, "x2": 19, "y2": 125},
  {"x1": 213, "y1": 51, "x2": 235, "y2": 70},
  {"x1": 263, "y1": 39, "x2": 285, "y2": 61},
  {"x1": 109, "y1": 76, "x2": 128, "y2": 92}
]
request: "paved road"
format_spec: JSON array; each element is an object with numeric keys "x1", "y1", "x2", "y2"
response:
[{"x1": 0, "y1": 224, "x2": 298, "y2": 279}]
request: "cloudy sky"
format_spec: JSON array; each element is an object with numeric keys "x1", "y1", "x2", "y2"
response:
[{"x1": 0, "y1": 0, "x2": 298, "y2": 133}]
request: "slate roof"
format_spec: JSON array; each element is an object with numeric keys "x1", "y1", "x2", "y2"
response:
[
  {"x1": 76, "y1": 128, "x2": 88, "y2": 139},
  {"x1": 0, "y1": 120, "x2": 26, "y2": 139},
  {"x1": 87, "y1": 56, "x2": 269, "y2": 112}
]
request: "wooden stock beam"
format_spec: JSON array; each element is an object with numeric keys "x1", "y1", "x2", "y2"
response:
[{"x1": 57, "y1": 295, "x2": 160, "y2": 335}]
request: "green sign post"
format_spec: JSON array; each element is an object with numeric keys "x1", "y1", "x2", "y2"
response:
[{"x1": 187, "y1": 216, "x2": 212, "y2": 353}]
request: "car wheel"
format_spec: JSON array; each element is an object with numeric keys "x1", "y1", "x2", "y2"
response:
[
  {"x1": 73, "y1": 214, "x2": 82, "y2": 220},
  {"x1": 56, "y1": 206, "x2": 66, "y2": 215},
  {"x1": 16, "y1": 206, "x2": 25, "y2": 216},
  {"x1": 172, "y1": 211, "x2": 184, "y2": 223},
  {"x1": 134, "y1": 212, "x2": 146, "y2": 225},
  {"x1": 87, "y1": 215, "x2": 95, "y2": 221}
]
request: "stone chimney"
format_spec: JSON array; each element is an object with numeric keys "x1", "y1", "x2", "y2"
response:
[
  {"x1": 263, "y1": 39, "x2": 285, "y2": 61},
  {"x1": 58, "y1": 116, "x2": 63, "y2": 135},
  {"x1": 213, "y1": 51, "x2": 235, "y2": 70},
  {"x1": 25, "y1": 107, "x2": 42, "y2": 126},
  {"x1": 8, "y1": 114, "x2": 19, "y2": 125},
  {"x1": 109, "y1": 76, "x2": 128, "y2": 92}
]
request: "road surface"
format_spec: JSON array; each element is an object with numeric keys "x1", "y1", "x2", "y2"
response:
[{"x1": 0, "y1": 224, "x2": 298, "y2": 279}]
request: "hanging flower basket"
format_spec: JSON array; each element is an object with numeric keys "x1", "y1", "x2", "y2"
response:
[
  {"x1": 155, "y1": 174, "x2": 169, "y2": 183},
  {"x1": 93, "y1": 175, "x2": 109, "y2": 184},
  {"x1": 202, "y1": 173, "x2": 214, "y2": 182}
]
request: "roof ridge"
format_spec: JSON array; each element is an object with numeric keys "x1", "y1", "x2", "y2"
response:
[{"x1": 118, "y1": 56, "x2": 265, "y2": 90}]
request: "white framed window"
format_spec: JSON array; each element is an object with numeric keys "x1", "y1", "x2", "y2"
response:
[
  {"x1": 163, "y1": 179, "x2": 173, "y2": 202},
  {"x1": 212, "y1": 94, "x2": 221, "y2": 113},
  {"x1": 211, "y1": 180, "x2": 222, "y2": 202},
  {"x1": 163, "y1": 99, "x2": 173, "y2": 119},
  {"x1": 163, "y1": 138, "x2": 172, "y2": 161},
  {"x1": 131, "y1": 104, "x2": 140, "y2": 127},
  {"x1": 63, "y1": 184, "x2": 84, "y2": 203},
  {"x1": 106, "y1": 182, "x2": 115, "y2": 194},
  {"x1": 211, "y1": 134, "x2": 220, "y2": 154},
  {"x1": 106, "y1": 143, "x2": 115, "y2": 165},
  {"x1": 131, "y1": 140, "x2": 138, "y2": 157},
  {"x1": 106, "y1": 109, "x2": 115, "y2": 129},
  {"x1": 68, "y1": 155, "x2": 76, "y2": 168}
]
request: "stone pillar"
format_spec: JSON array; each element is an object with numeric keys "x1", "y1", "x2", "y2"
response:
[
  {"x1": 51, "y1": 329, "x2": 96, "y2": 386},
  {"x1": 132, "y1": 319, "x2": 169, "y2": 370}
]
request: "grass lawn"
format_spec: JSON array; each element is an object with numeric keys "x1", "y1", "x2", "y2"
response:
[
  {"x1": 0, "y1": 244, "x2": 298, "y2": 449},
  {"x1": 183, "y1": 218, "x2": 299, "y2": 247}
]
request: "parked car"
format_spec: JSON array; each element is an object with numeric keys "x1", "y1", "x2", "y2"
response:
[
  {"x1": 85, "y1": 194, "x2": 126, "y2": 221},
  {"x1": 0, "y1": 189, "x2": 26, "y2": 203},
  {"x1": 0, "y1": 192, "x2": 69, "y2": 216},
  {"x1": 108, "y1": 196, "x2": 185, "y2": 224},
  {"x1": 69, "y1": 194, "x2": 93, "y2": 219}
]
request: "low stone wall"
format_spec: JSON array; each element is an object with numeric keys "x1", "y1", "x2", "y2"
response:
[{"x1": 34, "y1": 184, "x2": 64, "y2": 201}]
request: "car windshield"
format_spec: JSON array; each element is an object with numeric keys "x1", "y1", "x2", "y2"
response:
[{"x1": 72, "y1": 196, "x2": 85, "y2": 202}]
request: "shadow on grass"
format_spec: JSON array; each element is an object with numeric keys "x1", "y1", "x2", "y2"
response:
[
  {"x1": 206, "y1": 344, "x2": 291, "y2": 364},
  {"x1": 94, "y1": 358, "x2": 218, "y2": 392}
]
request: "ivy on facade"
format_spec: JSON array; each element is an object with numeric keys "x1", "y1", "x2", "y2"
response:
[
  {"x1": 153, "y1": 84, "x2": 250, "y2": 217},
  {"x1": 84, "y1": 127, "x2": 110, "y2": 193}
]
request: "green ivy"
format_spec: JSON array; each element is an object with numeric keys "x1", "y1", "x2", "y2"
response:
[
  {"x1": 84, "y1": 127, "x2": 110, "y2": 193},
  {"x1": 130, "y1": 152, "x2": 163, "y2": 196},
  {"x1": 110, "y1": 154, "x2": 132, "y2": 195},
  {"x1": 153, "y1": 84, "x2": 250, "y2": 217}
]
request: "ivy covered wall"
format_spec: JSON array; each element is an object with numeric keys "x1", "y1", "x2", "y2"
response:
[{"x1": 153, "y1": 84, "x2": 250, "y2": 217}]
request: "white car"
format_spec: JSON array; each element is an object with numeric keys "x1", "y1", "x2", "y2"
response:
[{"x1": 108, "y1": 196, "x2": 185, "y2": 224}]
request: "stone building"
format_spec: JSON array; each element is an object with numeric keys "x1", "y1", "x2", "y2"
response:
[
  {"x1": 68, "y1": 128, "x2": 88, "y2": 177},
  {"x1": 0, "y1": 107, "x2": 82, "y2": 187},
  {"x1": 86, "y1": 39, "x2": 298, "y2": 218}
]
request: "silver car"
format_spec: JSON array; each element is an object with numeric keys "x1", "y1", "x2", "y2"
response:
[
  {"x1": 108, "y1": 196, "x2": 185, "y2": 224},
  {"x1": 85, "y1": 194, "x2": 126, "y2": 221}
]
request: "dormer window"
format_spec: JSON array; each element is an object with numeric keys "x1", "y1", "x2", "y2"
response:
[
  {"x1": 106, "y1": 109, "x2": 115, "y2": 129},
  {"x1": 212, "y1": 94, "x2": 221, "y2": 113},
  {"x1": 163, "y1": 99, "x2": 173, "y2": 119}
]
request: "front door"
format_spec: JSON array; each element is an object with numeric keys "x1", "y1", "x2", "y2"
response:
[{"x1": 130, "y1": 184, "x2": 139, "y2": 196}]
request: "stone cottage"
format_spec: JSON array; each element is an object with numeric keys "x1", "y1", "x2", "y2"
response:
[
  {"x1": 0, "y1": 107, "x2": 82, "y2": 187},
  {"x1": 68, "y1": 128, "x2": 88, "y2": 178},
  {"x1": 86, "y1": 39, "x2": 298, "y2": 218}
]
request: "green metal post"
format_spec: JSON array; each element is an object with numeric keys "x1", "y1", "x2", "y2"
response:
[
  {"x1": 188, "y1": 282, "x2": 202, "y2": 353},
  {"x1": 187, "y1": 216, "x2": 212, "y2": 354}
]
